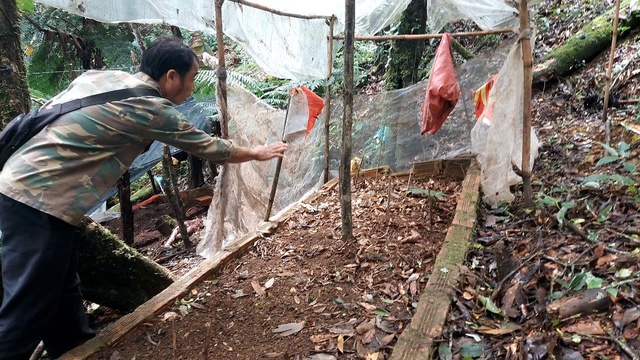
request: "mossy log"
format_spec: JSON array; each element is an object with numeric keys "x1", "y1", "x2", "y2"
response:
[
  {"x1": 76, "y1": 216, "x2": 175, "y2": 312},
  {"x1": 534, "y1": 1, "x2": 640, "y2": 81},
  {"x1": 0, "y1": 217, "x2": 175, "y2": 313},
  {"x1": 108, "y1": 185, "x2": 155, "y2": 212}
]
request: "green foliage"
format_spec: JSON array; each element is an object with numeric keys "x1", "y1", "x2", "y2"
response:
[
  {"x1": 195, "y1": 68, "x2": 325, "y2": 110},
  {"x1": 596, "y1": 141, "x2": 633, "y2": 169},
  {"x1": 27, "y1": 41, "x2": 72, "y2": 98},
  {"x1": 17, "y1": 0, "x2": 35, "y2": 13},
  {"x1": 20, "y1": 5, "x2": 171, "y2": 98},
  {"x1": 330, "y1": 40, "x2": 381, "y2": 94}
]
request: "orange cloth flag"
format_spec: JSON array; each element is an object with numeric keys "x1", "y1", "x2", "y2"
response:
[
  {"x1": 300, "y1": 86, "x2": 325, "y2": 137},
  {"x1": 285, "y1": 86, "x2": 325, "y2": 140},
  {"x1": 473, "y1": 74, "x2": 498, "y2": 122},
  {"x1": 421, "y1": 33, "x2": 461, "y2": 135}
]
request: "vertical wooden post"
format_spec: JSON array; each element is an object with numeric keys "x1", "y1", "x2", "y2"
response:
[
  {"x1": 519, "y1": 0, "x2": 534, "y2": 207},
  {"x1": 603, "y1": 0, "x2": 622, "y2": 146},
  {"x1": 341, "y1": 0, "x2": 355, "y2": 241},
  {"x1": 117, "y1": 170, "x2": 134, "y2": 245},
  {"x1": 162, "y1": 146, "x2": 192, "y2": 248},
  {"x1": 215, "y1": 0, "x2": 229, "y2": 139},
  {"x1": 324, "y1": 16, "x2": 335, "y2": 184},
  {"x1": 214, "y1": 0, "x2": 230, "y2": 247}
]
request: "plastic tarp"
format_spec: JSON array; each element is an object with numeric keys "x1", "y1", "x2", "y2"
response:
[
  {"x1": 470, "y1": 41, "x2": 539, "y2": 206},
  {"x1": 197, "y1": 45, "x2": 510, "y2": 257},
  {"x1": 426, "y1": 0, "x2": 519, "y2": 34},
  {"x1": 35, "y1": 0, "x2": 413, "y2": 80}
]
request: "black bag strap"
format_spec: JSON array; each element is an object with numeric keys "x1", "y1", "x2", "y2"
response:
[{"x1": 55, "y1": 87, "x2": 161, "y2": 115}]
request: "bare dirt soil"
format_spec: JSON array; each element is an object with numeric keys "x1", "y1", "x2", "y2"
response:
[{"x1": 91, "y1": 174, "x2": 461, "y2": 360}]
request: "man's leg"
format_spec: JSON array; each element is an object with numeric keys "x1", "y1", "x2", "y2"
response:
[
  {"x1": 0, "y1": 195, "x2": 93, "y2": 360},
  {"x1": 42, "y1": 230, "x2": 95, "y2": 358}
]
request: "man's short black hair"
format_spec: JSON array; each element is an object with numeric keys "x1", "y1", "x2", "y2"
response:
[{"x1": 140, "y1": 37, "x2": 198, "y2": 81}]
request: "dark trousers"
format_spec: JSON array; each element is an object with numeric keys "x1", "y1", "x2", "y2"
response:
[{"x1": 0, "y1": 194, "x2": 94, "y2": 360}]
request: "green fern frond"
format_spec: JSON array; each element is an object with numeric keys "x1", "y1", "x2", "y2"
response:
[{"x1": 195, "y1": 69, "x2": 261, "y2": 94}]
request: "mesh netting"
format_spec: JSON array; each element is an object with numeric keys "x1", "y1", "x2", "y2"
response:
[{"x1": 197, "y1": 42, "x2": 513, "y2": 257}]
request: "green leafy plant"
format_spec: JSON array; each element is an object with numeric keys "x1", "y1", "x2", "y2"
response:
[
  {"x1": 597, "y1": 141, "x2": 636, "y2": 173},
  {"x1": 17, "y1": 0, "x2": 35, "y2": 12}
]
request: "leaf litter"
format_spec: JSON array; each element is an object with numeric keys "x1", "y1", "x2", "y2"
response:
[{"x1": 93, "y1": 174, "x2": 461, "y2": 359}]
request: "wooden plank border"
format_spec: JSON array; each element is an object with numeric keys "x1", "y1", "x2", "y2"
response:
[{"x1": 389, "y1": 161, "x2": 481, "y2": 360}]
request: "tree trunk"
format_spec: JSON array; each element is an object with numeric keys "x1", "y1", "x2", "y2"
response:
[
  {"x1": 384, "y1": 0, "x2": 428, "y2": 90},
  {"x1": 0, "y1": 0, "x2": 31, "y2": 127},
  {"x1": 534, "y1": 1, "x2": 640, "y2": 81},
  {"x1": 1, "y1": 217, "x2": 175, "y2": 312}
]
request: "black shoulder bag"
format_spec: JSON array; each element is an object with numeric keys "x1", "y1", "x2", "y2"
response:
[{"x1": 0, "y1": 87, "x2": 160, "y2": 170}]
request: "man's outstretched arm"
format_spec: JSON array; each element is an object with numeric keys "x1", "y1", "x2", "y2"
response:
[{"x1": 227, "y1": 142, "x2": 288, "y2": 163}]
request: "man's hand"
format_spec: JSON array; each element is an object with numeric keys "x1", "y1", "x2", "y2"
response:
[{"x1": 227, "y1": 142, "x2": 288, "y2": 163}]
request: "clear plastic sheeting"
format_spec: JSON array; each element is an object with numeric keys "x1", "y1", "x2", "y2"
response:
[
  {"x1": 197, "y1": 87, "x2": 326, "y2": 257},
  {"x1": 470, "y1": 42, "x2": 539, "y2": 206},
  {"x1": 426, "y1": 0, "x2": 519, "y2": 33},
  {"x1": 222, "y1": 4, "x2": 329, "y2": 80},
  {"x1": 197, "y1": 46, "x2": 509, "y2": 258},
  {"x1": 36, "y1": 0, "x2": 412, "y2": 80}
]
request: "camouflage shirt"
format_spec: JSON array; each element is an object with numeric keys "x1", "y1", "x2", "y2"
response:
[{"x1": 0, "y1": 70, "x2": 237, "y2": 225}]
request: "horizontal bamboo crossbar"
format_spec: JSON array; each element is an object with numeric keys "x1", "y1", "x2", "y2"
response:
[
  {"x1": 333, "y1": 28, "x2": 514, "y2": 41},
  {"x1": 227, "y1": 0, "x2": 332, "y2": 20}
]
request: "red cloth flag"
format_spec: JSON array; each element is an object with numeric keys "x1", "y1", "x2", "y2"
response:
[
  {"x1": 421, "y1": 33, "x2": 461, "y2": 135},
  {"x1": 285, "y1": 86, "x2": 325, "y2": 140},
  {"x1": 300, "y1": 86, "x2": 325, "y2": 137},
  {"x1": 473, "y1": 74, "x2": 498, "y2": 122}
]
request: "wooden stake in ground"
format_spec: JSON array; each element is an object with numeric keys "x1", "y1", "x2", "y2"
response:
[
  {"x1": 603, "y1": 0, "x2": 623, "y2": 146},
  {"x1": 520, "y1": 0, "x2": 534, "y2": 207},
  {"x1": 340, "y1": 0, "x2": 355, "y2": 242},
  {"x1": 116, "y1": 170, "x2": 134, "y2": 245},
  {"x1": 264, "y1": 96, "x2": 292, "y2": 221},
  {"x1": 161, "y1": 146, "x2": 192, "y2": 248},
  {"x1": 323, "y1": 16, "x2": 335, "y2": 184}
]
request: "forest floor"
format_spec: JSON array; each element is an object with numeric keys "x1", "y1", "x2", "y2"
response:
[
  {"x1": 94, "y1": 174, "x2": 461, "y2": 360},
  {"x1": 71, "y1": 0, "x2": 640, "y2": 359}
]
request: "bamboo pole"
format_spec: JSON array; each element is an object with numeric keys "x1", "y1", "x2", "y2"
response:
[
  {"x1": 332, "y1": 28, "x2": 513, "y2": 41},
  {"x1": 603, "y1": 0, "x2": 622, "y2": 146},
  {"x1": 264, "y1": 96, "x2": 292, "y2": 221},
  {"x1": 227, "y1": 0, "x2": 331, "y2": 20},
  {"x1": 520, "y1": 0, "x2": 534, "y2": 207},
  {"x1": 341, "y1": 0, "x2": 355, "y2": 242},
  {"x1": 324, "y1": 16, "x2": 335, "y2": 184},
  {"x1": 214, "y1": 0, "x2": 230, "y2": 251},
  {"x1": 215, "y1": 0, "x2": 229, "y2": 139},
  {"x1": 162, "y1": 146, "x2": 192, "y2": 248}
]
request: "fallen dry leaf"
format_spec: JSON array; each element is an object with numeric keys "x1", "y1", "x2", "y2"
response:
[
  {"x1": 310, "y1": 333, "x2": 337, "y2": 343},
  {"x1": 337, "y1": 334, "x2": 345, "y2": 353},
  {"x1": 596, "y1": 254, "x2": 618, "y2": 268},
  {"x1": 265, "y1": 277, "x2": 276, "y2": 289},
  {"x1": 251, "y1": 280, "x2": 266, "y2": 297},
  {"x1": 356, "y1": 318, "x2": 376, "y2": 334},
  {"x1": 162, "y1": 311, "x2": 179, "y2": 322},
  {"x1": 476, "y1": 322, "x2": 521, "y2": 335},
  {"x1": 357, "y1": 301, "x2": 377, "y2": 311},
  {"x1": 562, "y1": 321, "x2": 605, "y2": 336},
  {"x1": 272, "y1": 322, "x2": 305, "y2": 336},
  {"x1": 613, "y1": 306, "x2": 640, "y2": 328}
]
